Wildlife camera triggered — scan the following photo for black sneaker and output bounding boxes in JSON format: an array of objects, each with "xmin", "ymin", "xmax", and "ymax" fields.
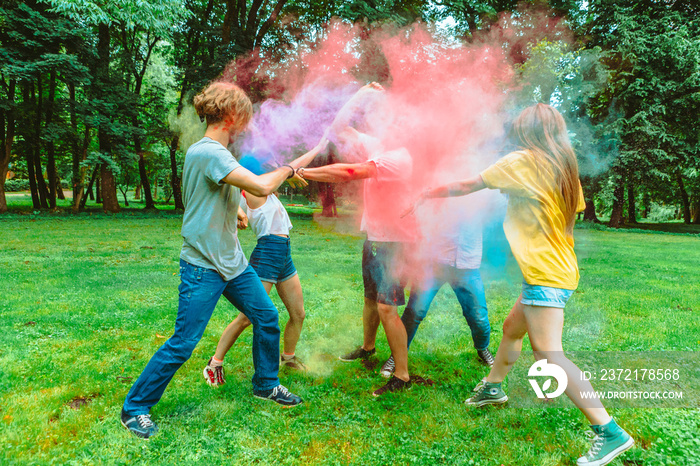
[
  {"xmin": 372, "ymin": 376, "xmax": 411, "ymax": 397},
  {"xmin": 120, "ymin": 409, "xmax": 158, "ymax": 439},
  {"xmin": 477, "ymin": 348, "xmax": 495, "ymax": 367},
  {"xmin": 339, "ymin": 346, "xmax": 375, "ymax": 362},
  {"xmin": 253, "ymin": 385, "xmax": 303, "ymax": 407}
]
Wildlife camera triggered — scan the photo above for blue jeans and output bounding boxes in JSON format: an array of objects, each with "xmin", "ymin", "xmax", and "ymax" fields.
[
  {"xmin": 402, "ymin": 265, "xmax": 490, "ymax": 350},
  {"xmin": 123, "ymin": 260, "xmax": 280, "ymax": 415}
]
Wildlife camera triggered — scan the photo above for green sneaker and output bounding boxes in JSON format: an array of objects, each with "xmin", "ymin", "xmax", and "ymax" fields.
[
  {"xmin": 577, "ymin": 419, "xmax": 634, "ymax": 466},
  {"xmin": 465, "ymin": 381, "xmax": 508, "ymax": 407}
]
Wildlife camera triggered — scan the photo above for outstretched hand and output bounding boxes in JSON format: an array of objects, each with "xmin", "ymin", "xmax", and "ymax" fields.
[
  {"xmin": 287, "ymin": 172, "xmax": 308, "ymax": 189},
  {"xmin": 401, "ymin": 191, "xmax": 428, "ymax": 218}
]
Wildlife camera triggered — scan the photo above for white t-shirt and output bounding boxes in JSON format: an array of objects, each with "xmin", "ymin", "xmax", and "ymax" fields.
[
  {"xmin": 420, "ymin": 197, "xmax": 483, "ymax": 269},
  {"xmin": 241, "ymin": 193, "xmax": 293, "ymax": 240},
  {"xmin": 360, "ymin": 148, "xmax": 417, "ymax": 243}
]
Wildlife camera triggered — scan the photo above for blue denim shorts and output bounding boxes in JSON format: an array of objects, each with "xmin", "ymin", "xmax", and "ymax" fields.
[
  {"xmin": 249, "ymin": 235, "xmax": 297, "ymax": 284},
  {"xmin": 520, "ymin": 283, "xmax": 574, "ymax": 308}
]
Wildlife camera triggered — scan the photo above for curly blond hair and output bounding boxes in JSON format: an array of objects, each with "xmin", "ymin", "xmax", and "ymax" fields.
[{"xmin": 193, "ymin": 81, "xmax": 253, "ymax": 130}]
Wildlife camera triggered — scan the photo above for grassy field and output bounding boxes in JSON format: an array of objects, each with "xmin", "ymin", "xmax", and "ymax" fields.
[{"xmin": 0, "ymin": 209, "xmax": 698, "ymax": 465}]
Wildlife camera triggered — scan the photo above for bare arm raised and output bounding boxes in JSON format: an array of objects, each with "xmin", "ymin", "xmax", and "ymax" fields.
[{"xmin": 222, "ymin": 138, "xmax": 328, "ymax": 196}]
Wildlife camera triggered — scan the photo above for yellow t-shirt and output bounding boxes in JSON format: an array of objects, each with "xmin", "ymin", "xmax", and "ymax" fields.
[{"xmin": 480, "ymin": 150, "xmax": 586, "ymax": 290}]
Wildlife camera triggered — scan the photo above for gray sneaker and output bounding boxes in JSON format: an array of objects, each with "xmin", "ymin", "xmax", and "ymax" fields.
[
  {"xmin": 379, "ymin": 356, "xmax": 395, "ymax": 378},
  {"xmin": 465, "ymin": 381, "xmax": 508, "ymax": 407},
  {"xmin": 121, "ymin": 409, "xmax": 158, "ymax": 439},
  {"xmin": 577, "ymin": 420, "xmax": 634, "ymax": 466}
]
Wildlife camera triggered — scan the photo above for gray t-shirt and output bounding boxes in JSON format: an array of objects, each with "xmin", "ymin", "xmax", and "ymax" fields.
[{"xmin": 180, "ymin": 137, "xmax": 248, "ymax": 280}]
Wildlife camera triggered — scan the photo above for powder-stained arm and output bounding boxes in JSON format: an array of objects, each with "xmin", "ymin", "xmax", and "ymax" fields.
[
  {"xmin": 423, "ymin": 176, "xmax": 486, "ymax": 199},
  {"xmin": 300, "ymin": 161, "xmax": 377, "ymax": 183},
  {"xmin": 401, "ymin": 175, "xmax": 486, "ymax": 218}
]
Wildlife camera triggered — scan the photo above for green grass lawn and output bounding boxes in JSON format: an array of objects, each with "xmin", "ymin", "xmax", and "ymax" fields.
[{"xmin": 0, "ymin": 211, "xmax": 698, "ymax": 465}]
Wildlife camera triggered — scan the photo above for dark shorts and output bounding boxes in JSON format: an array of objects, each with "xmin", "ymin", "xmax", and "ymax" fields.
[
  {"xmin": 362, "ymin": 240, "xmax": 406, "ymax": 306},
  {"xmin": 249, "ymin": 235, "xmax": 297, "ymax": 284}
]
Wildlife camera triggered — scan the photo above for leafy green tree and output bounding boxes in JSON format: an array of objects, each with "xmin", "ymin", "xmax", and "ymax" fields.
[{"xmin": 581, "ymin": 0, "xmax": 700, "ymax": 226}]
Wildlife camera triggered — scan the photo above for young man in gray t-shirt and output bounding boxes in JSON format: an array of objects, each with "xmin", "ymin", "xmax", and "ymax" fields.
[{"xmin": 121, "ymin": 81, "xmax": 324, "ymax": 439}]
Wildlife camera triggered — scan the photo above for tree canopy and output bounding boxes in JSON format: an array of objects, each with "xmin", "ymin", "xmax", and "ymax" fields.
[{"xmin": 0, "ymin": 0, "xmax": 697, "ymax": 225}]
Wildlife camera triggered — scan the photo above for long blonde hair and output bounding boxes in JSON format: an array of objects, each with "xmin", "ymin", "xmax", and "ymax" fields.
[{"xmin": 512, "ymin": 103, "xmax": 580, "ymax": 233}]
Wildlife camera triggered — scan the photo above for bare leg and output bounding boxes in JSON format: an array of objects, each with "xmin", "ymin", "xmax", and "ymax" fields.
[
  {"xmin": 362, "ymin": 297, "xmax": 380, "ymax": 351},
  {"xmin": 522, "ymin": 304, "xmax": 611, "ymax": 426},
  {"xmin": 486, "ymin": 296, "xmax": 528, "ymax": 383},
  {"xmin": 377, "ymin": 303, "xmax": 409, "ymax": 381},
  {"xmin": 214, "ymin": 281, "xmax": 274, "ymax": 360},
  {"xmin": 276, "ymin": 275, "xmax": 305, "ymax": 355}
]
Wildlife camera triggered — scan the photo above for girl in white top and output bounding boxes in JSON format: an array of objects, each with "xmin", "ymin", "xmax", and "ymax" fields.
[{"xmin": 203, "ymin": 141, "xmax": 327, "ymax": 383}]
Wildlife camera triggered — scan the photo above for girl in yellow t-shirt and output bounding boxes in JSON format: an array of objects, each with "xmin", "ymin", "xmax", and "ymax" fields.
[{"xmin": 408, "ymin": 104, "xmax": 633, "ymax": 466}]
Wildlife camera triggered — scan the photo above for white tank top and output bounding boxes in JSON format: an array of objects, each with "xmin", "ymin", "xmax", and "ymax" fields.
[{"xmin": 242, "ymin": 194, "xmax": 293, "ymax": 240}]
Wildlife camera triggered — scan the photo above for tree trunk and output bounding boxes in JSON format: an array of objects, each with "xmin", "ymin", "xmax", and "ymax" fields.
[
  {"xmin": 168, "ymin": 136, "xmax": 185, "ymax": 210},
  {"xmin": 692, "ymin": 198, "xmax": 700, "ymax": 224},
  {"xmin": 97, "ymin": 22, "xmax": 120, "ymax": 213},
  {"xmin": 46, "ymin": 71, "xmax": 58, "ymax": 209},
  {"xmin": 0, "ymin": 79, "xmax": 16, "ymax": 213},
  {"xmin": 21, "ymin": 83, "xmax": 40, "ymax": 208},
  {"xmin": 32, "ymin": 78, "xmax": 50, "ymax": 208},
  {"xmin": 134, "ymin": 184, "xmax": 141, "ymax": 200},
  {"xmin": 642, "ymin": 192, "xmax": 650, "ymax": 218},
  {"xmin": 96, "ymin": 170, "xmax": 103, "ymax": 204},
  {"xmin": 583, "ymin": 197, "xmax": 599, "ymax": 223},
  {"xmin": 608, "ymin": 176, "xmax": 625, "ymax": 228},
  {"xmin": 73, "ymin": 125, "xmax": 90, "ymax": 212},
  {"xmin": 676, "ymin": 172, "xmax": 691, "ymax": 224},
  {"xmin": 81, "ymin": 165, "xmax": 99, "ymax": 209},
  {"xmin": 137, "ymin": 151, "xmax": 155, "ymax": 209},
  {"xmin": 319, "ymin": 182, "xmax": 337, "ymax": 217},
  {"xmin": 626, "ymin": 181, "xmax": 636, "ymax": 224},
  {"xmin": 56, "ymin": 176, "xmax": 66, "ymax": 200}
]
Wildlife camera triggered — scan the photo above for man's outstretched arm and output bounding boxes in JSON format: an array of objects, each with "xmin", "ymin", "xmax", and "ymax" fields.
[{"xmin": 300, "ymin": 162, "xmax": 377, "ymax": 183}]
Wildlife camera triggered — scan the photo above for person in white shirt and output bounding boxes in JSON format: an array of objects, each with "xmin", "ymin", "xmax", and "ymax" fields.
[
  {"xmin": 378, "ymin": 197, "xmax": 494, "ymax": 378},
  {"xmin": 203, "ymin": 140, "xmax": 327, "ymax": 386}
]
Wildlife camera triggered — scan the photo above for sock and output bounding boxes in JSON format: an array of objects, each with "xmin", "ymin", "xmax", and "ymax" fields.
[
  {"xmin": 282, "ymin": 353, "xmax": 295, "ymax": 361},
  {"xmin": 210, "ymin": 356, "xmax": 223, "ymax": 367}
]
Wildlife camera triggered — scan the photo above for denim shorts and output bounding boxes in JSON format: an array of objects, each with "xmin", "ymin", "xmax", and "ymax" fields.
[
  {"xmin": 520, "ymin": 283, "xmax": 574, "ymax": 308},
  {"xmin": 362, "ymin": 240, "xmax": 406, "ymax": 306},
  {"xmin": 249, "ymin": 235, "xmax": 297, "ymax": 284}
]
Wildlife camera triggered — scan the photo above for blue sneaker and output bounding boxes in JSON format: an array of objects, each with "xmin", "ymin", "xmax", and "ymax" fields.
[
  {"xmin": 253, "ymin": 385, "xmax": 303, "ymax": 407},
  {"xmin": 577, "ymin": 419, "xmax": 634, "ymax": 466},
  {"xmin": 120, "ymin": 409, "xmax": 158, "ymax": 439}
]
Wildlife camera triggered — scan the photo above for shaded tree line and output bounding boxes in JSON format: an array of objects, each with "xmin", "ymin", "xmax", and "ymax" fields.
[{"xmin": 1, "ymin": 0, "xmax": 698, "ymax": 226}]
